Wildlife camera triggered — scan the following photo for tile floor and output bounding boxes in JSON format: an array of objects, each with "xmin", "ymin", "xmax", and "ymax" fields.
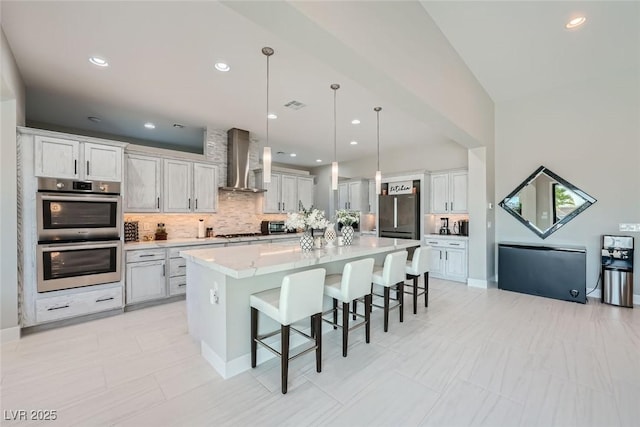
[{"xmin": 1, "ymin": 279, "xmax": 639, "ymax": 426}]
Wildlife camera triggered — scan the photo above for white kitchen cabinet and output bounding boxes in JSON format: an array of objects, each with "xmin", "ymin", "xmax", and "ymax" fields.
[
  {"xmin": 424, "ymin": 236, "xmax": 468, "ymax": 283},
  {"xmin": 35, "ymin": 136, "xmax": 122, "ymax": 181},
  {"xmin": 338, "ymin": 179, "xmax": 368, "ymax": 212},
  {"xmin": 83, "ymin": 143, "xmax": 122, "ymax": 181},
  {"xmin": 297, "ymin": 176, "xmax": 314, "ymax": 210},
  {"xmin": 255, "ymin": 171, "xmax": 314, "ymax": 213},
  {"xmin": 193, "ymin": 163, "xmax": 217, "ymax": 212},
  {"xmin": 368, "ymin": 179, "xmax": 377, "ymax": 213},
  {"xmin": 125, "ymin": 248, "xmax": 167, "ymax": 304},
  {"xmin": 430, "ymin": 170, "xmax": 468, "ymax": 214},
  {"xmin": 35, "ymin": 285, "xmax": 122, "ymax": 324},
  {"xmin": 125, "ymin": 154, "xmax": 162, "ymax": 212},
  {"xmin": 163, "ymin": 159, "xmax": 192, "ymax": 212}
]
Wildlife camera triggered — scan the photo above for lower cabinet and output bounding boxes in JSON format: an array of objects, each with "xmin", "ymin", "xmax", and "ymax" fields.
[
  {"xmin": 125, "ymin": 249, "xmax": 167, "ymax": 304},
  {"xmin": 425, "ymin": 237, "xmax": 468, "ymax": 283},
  {"xmin": 35, "ymin": 285, "xmax": 123, "ymax": 323}
]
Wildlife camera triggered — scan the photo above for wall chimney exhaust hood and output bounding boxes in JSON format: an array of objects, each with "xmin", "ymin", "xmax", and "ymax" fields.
[{"xmin": 219, "ymin": 128, "xmax": 266, "ymax": 193}]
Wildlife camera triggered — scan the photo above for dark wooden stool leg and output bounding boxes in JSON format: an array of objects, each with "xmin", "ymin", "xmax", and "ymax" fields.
[
  {"xmin": 413, "ymin": 276, "xmax": 418, "ymax": 314},
  {"xmin": 424, "ymin": 272, "xmax": 429, "ymax": 307},
  {"xmin": 281, "ymin": 324, "xmax": 290, "ymax": 394},
  {"xmin": 384, "ymin": 287, "xmax": 390, "ymax": 332},
  {"xmin": 332, "ymin": 298, "xmax": 338, "ymax": 329},
  {"xmin": 251, "ymin": 307, "xmax": 258, "ymax": 368},
  {"xmin": 342, "ymin": 301, "xmax": 349, "ymax": 357},
  {"xmin": 310, "ymin": 317, "xmax": 315, "ymax": 339},
  {"xmin": 315, "ymin": 314, "xmax": 322, "ymax": 372},
  {"xmin": 399, "ymin": 282, "xmax": 404, "ymax": 323},
  {"xmin": 365, "ymin": 294, "xmax": 371, "ymax": 343},
  {"xmin": 352, "ymin": 300, "xmax": 357, "ymax": 320}
]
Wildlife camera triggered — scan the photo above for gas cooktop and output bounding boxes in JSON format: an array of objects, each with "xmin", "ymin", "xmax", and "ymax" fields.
[{"xmin": 215, "ymin": 233, "xmax": 263, "ymax": 238}]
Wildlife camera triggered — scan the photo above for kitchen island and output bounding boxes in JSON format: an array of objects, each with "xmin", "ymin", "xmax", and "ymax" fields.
[{"xmin": 181, "ymin": 236, "xmax": 421, "ymax": 378}]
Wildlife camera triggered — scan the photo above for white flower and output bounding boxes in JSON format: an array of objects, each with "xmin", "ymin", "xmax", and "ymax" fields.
[
  {"xmin": 285, "ymin": 204, "xmax": 329, "ymax": 231},
  {"xmin": 336, "ymin": 209, "xmax": 360, "ymax": 226}
]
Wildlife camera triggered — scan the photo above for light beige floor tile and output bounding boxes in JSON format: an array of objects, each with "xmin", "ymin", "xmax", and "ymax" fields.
[
  {"xmin": 153, "ymin": 354, "xmax": 223, "ymax": 400},
  {"xmin": 613, "ymin": 379, "xmax": 640, "ymax": 427},
  {"xmin": 326, "ymin": 370, "xmax": 440, "ymax": 427},
  {"xmin": 422, "ymin": 378, "xmax": 523, "ymax": 427}
]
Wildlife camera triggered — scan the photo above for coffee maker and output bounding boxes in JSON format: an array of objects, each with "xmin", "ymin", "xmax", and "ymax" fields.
[{"xmin": 439, "ymin": 218, "xmax": 450, "ymax": 235}]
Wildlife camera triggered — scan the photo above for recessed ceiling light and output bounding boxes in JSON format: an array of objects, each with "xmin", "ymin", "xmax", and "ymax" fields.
[
  {"xmin": 89, "ymin": 56, "xmax": 109, "ymax": 67},
  {"xmin": 267, "ymin": 113, "xmax": 278, "ymax": 119},
  {"xmin": 290, "ymin": 153, "xmax": 297, "ymax": 157},
  {"xmin": 316, "ymin": 159, "xmax": 322, "ymax": 163},
  {"xmin": 565, "ymin": 16, "xmax": 586, "ymax": 29},
  {"xmin": 350, "ymin": 140, "xmax": 358, "ymax": 145},
  {"xmin": 214, "ymin": 62, "xmax": 230, "ymax": 72},
  {"xmin": 144, "ymin": 122, "xmax": 156, "ymax": 129},
  {"xmin": 351, "ymin": 119, "xmax": 360, "ymax": 124},
  {"xmin": 87, "ymin": 116, "xmax": 101, "ymax": 123}
]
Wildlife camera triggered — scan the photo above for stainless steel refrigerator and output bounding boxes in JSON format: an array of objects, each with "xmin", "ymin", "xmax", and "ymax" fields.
[{"xmin": 379, "ymin": 194, "xmax": 419, "ymax": 239}]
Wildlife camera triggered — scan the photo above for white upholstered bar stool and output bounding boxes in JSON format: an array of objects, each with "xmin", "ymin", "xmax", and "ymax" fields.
[
  {"xmin": 405, "ymin": 246, "xmax": 431, "ymax": 314},
  {"xmin": 250, "ymin": 268, "xmax": 326, "ymax": 394},
  {"xmin": 323, "ymin": 258, "xmax": 375, "ymax": 357},
  {"xmin": 371, "ymin": 251, "xmax": 408, "ymax": 332}
]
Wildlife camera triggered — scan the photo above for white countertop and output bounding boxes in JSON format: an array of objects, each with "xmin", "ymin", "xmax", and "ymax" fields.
[
  {"xmin": 124, "ymin": 233, "xmax": 300, "ymax": 250},
  {"xmin": 424, "ymin": 234, "xmax": 469, "ymax": 241},
  {"xmin": 181, "ymin": 236, "xmax": 421, "ymax": 279}
]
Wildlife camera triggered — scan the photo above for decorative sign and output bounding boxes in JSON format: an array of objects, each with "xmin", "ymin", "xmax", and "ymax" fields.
[{"xmin": 388, "ymin": 180, "xmax": 413, "ymax": 195}]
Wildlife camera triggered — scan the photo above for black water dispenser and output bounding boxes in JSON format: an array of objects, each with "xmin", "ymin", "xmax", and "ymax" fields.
[{"xmin": 601, "ymin": 235, "xmax": 634, "ymax": 307}]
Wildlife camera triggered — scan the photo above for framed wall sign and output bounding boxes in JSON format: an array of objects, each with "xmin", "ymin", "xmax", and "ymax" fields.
[{"xmin": 388, "ymin": 180, "xmax": 413, "ymax": 195}]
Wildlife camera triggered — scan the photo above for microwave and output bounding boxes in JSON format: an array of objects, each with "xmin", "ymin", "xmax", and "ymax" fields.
[{"xmin": 261, "ymin": 220, "xmax": 286, "ymax": 235}]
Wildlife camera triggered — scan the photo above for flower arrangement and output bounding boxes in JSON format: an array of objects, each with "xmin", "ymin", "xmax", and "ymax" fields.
[
  {"xmin": 335, "ymin": 209, "xmax": 360, "ymax": 226},
  {"xmin": 285, "ymin": 202, "xmax": 329, "ymax": 232}
]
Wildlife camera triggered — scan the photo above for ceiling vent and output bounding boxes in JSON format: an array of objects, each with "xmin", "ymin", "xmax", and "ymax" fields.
[{"xmin": 284, "ymin": 100, "xmax": 306, "ymax": 110}]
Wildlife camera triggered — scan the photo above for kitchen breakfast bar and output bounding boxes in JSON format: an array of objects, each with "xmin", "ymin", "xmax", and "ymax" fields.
[{"xmin": 180, "ymin": 236, "xmax": 421, "ymax": 379}]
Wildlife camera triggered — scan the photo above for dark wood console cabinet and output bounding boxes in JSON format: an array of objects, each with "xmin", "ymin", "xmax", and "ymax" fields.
[{"xmin": 498, "ymin": 243, "xmax": 587, "ymax": 304}]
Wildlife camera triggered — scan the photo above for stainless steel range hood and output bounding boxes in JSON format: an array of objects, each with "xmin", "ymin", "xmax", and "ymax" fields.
[{"xmin": 219, "ymin": 128, "xmax": 266, "ymax": 193}]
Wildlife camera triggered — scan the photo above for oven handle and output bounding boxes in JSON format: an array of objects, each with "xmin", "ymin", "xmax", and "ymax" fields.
[
  {"xmin": 39, "ymin": 194, "xmax": 121, "ymax": 203},
  {"xmin": 38, "ymin": 241, "xmax": 122, "ymax": 252}
]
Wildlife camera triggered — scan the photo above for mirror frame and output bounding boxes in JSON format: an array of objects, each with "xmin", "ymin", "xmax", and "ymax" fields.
[{"xmin": 499, "ymin": 165, "xmax": 597, "ymax": 239}]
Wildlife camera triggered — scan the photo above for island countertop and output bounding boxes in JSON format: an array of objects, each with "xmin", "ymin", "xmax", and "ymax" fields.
[{"xmin": 180, "ymin": 236, "xmax": 421, "ymax": 279}]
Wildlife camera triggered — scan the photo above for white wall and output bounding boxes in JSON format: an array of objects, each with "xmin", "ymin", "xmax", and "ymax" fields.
[
  {"xmin": 1, "ymin": 27, "xmax": 26, "ymax": 339},
  {"xmin": 495, "ymin": 72, "xmax": 640, "ymax": 296}
]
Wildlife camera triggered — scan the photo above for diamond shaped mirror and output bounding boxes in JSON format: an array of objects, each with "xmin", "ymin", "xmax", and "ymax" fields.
[{"xmin": 499, "ymin": 166, "xmax": 597, "ymax": 239}]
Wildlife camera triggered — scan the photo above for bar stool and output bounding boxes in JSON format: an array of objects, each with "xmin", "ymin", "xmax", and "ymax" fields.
[
  {"xmin": 371, "ymin": 251, "xmax": 408, "ymax": 332},
  {"xmin": 250, "ymin": 268, "xmax": 326, "ymax": 394},
  {"xmin": 405, "ymin": 246, "xmax": 431, "ymax": 314},
  {"xmin": 323, "ymin": 258, "xmax": 375, "ymax": 357}
]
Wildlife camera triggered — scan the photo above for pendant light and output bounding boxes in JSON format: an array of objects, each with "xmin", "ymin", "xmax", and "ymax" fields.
[
  {"xmin": 331, "ymin": 83, "xmax": 340, "ymax": 191},
  {"xmin": 262, "ymin": 47, "xmax": 274, "ymax": 184},
  {"xmin": 374, "ymin": 106, "xmax": 382, "ymax": 194}
]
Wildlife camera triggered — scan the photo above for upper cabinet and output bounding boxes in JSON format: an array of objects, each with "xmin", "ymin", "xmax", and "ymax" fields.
[
  {"xmin": 255, "ymin": 170, "xmax": 314, "ymax": 213},
  {"xmin": 35, "ymin": 136, "xmax": 122, "ymax": 181},
  {"xmin": 338, "ymin": 179, "xmax": 368, "ymax": 212},
  {"xmin": 124, "ymin": 154, "xmax": 217, "ymax": 213},
  {"xmin": 430, "ymin": 170, "xmax": 468, "ymax": 214},
  {"xmin": 125, "ymin": 154, "xmax": 162, "ymax": 212}
]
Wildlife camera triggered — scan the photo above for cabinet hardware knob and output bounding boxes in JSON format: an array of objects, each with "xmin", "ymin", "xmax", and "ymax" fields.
[
  {"xmin": 178, "ymin": 283, "xmax": 186, "ymax": 287},
  {"xmin": 47, "ymin": 305, "xmax": 69, "ymax": 311},
  {"xmin": 86, "ymin": 161, "xmax": 90, "ymax": 176},
  {"xmin": 74, "ymin": 160, "xmax": 77, "ymax": 175},
  {"xmin": 157, "ymin": 197, "xmax": 160, "ymax": 209},
  {"xmin": 96, "ymin": 297, "xmax": 114, "ymax": 303}
]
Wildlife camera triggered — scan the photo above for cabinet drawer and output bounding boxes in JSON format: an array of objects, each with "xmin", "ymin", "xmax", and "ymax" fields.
[
  {"xmin": 126, "ymin": 249, "xmax": 166, "ymax": 263},
  {"xmin": 444, "ymin": 240, "xmax": 466, "ymax": 249},
  {"xmin": 36, "ymin": 286, "xmax": 123, "ymax": 323},
  {"xmin": 169, "ymin": 257, "xmax": 187, "ymax": 277},
  {"xmin": 424, "ymin": 238, "xmax": 467, "ymax": 249},
  {"xmin": 169, "ymin": 276, "xmax": 187, "ymax": 295}
]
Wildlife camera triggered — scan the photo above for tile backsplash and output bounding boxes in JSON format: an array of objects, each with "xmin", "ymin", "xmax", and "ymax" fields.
[{"xmin": 125, "ymin": 191, "xmax": 285, "ymax": 239}]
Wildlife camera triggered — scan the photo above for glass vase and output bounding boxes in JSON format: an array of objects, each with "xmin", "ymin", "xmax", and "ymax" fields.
[{"xmin": 324, "ymin": 224, "xmax": 337, "ymax": 247}]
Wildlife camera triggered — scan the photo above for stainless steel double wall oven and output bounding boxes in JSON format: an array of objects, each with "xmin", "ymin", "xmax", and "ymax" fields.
[{"xmin": 36, "ymin": 178, "xmax": 122, "ymax": 292}]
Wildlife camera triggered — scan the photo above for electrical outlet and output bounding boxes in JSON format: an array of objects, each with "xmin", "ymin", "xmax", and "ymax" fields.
[{"xmin": 209, "ymin": 288, "xmax": 219, "ymax": 304}]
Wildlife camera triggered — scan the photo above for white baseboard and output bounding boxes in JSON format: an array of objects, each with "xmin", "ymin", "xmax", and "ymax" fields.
[
  {"xmin": 467, "ymin": 278, "xmax": 489, "ymax": 289},
  {"xmin": 0, "ymin": 326, "xmax": 20, "ymax": 343}
]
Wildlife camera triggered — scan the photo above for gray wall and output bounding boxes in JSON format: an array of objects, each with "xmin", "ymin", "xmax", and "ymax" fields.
[
  {"xmin": 495, "ymin": 72, "xmax": 640, "ymax": 295},
  {"xmin": 1, "ymin": 27, "xmax": 26, "ymax": 337}
]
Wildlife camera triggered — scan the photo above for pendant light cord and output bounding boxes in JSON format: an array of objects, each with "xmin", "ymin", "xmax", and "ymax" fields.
[
  {"xmin": 333, "ymin": 86, "xmax": 337, "ymax": 162},
  {"xmin": 376, "ymin": 108, "xmax": 380, "ymax": 171},
  {"xmin": 266, "ymin": 54, "xmax": 270, "ymax": 147}
]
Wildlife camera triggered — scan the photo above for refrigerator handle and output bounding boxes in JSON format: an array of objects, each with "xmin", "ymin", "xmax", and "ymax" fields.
[{"xmin": 393, "ymin": 197, "xmax": 398, "ymax": 228}]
